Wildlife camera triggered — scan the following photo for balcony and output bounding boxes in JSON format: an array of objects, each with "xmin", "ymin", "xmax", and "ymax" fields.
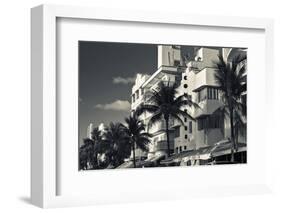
[
  {"xmin": 131, "ymin": 95, "xmax": 145, "ymax": 110},
  {"xmin": 193, "ymin": 68, "xmax": 218, "ymax": 92},
  {"xmin": 194, "ymin": 99, "xmax": 223, "ymax": 118}
]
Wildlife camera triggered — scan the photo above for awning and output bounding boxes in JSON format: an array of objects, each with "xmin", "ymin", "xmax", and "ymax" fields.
[
  {"xmin": 160, "ymin": 150, "xmax": 193, "ymax": 165},
  {"xmin": 143, "ymin": 154, "xmax": 166, "ymax": 166},
  {"xmin": 116, "ymin": 161, "xmax": 133, "ymax": 169},
  {"xmin": 211, "ymin": 142, "xmax": 246, "ymax": 158},
  {"xmin": 181, "ymin": 146, "xmax": 213, "ymax": 162},
  {"xmin": 117, "ymin": 160, "xmax": 149, "ymax": 169},
  {"xmin": 176, "ymin": 140, "xmax": 246, "ymax": 163}
]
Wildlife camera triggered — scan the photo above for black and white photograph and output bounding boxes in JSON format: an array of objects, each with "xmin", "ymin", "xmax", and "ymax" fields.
[{"xmin": 78, "ymin": 42, "xmax": 247, "ymax": 170}]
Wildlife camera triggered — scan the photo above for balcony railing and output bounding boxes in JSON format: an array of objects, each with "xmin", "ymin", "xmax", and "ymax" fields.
[{"xmin": 193, "ymin": 68, "xmax": 218, "ymax": 92}]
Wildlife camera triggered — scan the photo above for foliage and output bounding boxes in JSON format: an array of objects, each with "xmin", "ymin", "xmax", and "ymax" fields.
[
  {"xmin": 137, "ymin": 81, "xmax": 198, "ymax": 157},
  {"xmin": 103, "ymin": 122, "xmax": 131, "ymax": 168},
  {"xmin": 123, "ymin": 112, "xmax": 152, "ymax": 167},
  {"xmin": 213, "ymin": 53, "xmax": 247, "ymax": 160}
]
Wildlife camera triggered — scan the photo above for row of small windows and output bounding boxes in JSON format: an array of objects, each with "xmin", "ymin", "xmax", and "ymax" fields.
[
  {"xmin": 197, "ymin": 87, "xmax": 220, "ymax": 102},
  {"xmin": 175, "ymin": 146, "xmax": 188, "ymax": 153},
  {"xmin": 132, "ymin": 88, "xmax": 144, "ymax": 103},
  {"xmin": 183, "ymin": 76, "xmax": 187, "ymax": 90}
]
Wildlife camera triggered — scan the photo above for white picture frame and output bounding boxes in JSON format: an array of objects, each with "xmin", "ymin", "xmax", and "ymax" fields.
[{"xmin": 31, "ymin": 4, "xmax": 274, "ymax": 208}]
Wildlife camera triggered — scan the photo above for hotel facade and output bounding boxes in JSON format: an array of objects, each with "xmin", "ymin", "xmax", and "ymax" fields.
[{"xmin": 131, "ymin": 45, "xmax": 247, "ymax": 162}]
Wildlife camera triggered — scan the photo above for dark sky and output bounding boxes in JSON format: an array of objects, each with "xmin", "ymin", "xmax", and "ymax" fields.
[
  {"xmin": 78, "ymin": 41, "xmax": 194, "ymax": 144},
  {"xmin": 79, "ymin": 41, "xmax": 157, "ymax": 143}
]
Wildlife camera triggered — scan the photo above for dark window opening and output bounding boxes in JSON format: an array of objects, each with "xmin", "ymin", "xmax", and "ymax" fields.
[
  {"xmin": 197, "ymin": 87, "xmax": 220, "ymax": 102},
  {"xmin": 189, "ymin": 121, "xmax": 192, "ymax": 133},
  {"xmin": 197, "ymin": 115, "xmax": 224, "ymax": 131},
  {"xmin": 174, "ymin": 126, "xmax": 180, "ymax": 138}
]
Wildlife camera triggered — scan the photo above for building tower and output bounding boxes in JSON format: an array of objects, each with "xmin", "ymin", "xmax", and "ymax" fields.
[{"xmin": 87, "ymin": 123, "xmax": 94, "ymax": 140}]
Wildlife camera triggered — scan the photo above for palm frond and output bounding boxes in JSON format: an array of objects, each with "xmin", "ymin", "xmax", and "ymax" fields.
[{"xmin": 147, "ymin": 111, "xmax": 163, "ymax": 130}]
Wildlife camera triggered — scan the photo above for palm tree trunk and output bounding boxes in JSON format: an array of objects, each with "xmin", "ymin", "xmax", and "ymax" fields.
[
  {"xmin": 235, "ymin": 127, "xmax": 239, "ymax": 153},
  {"xmin": 230, "ymin": 108, "xmax": 235, "ymax": 162},
  {"xmin": 165, "ymin": 119, "xmax": 171, "ymax": 157},
  {"xmin": 132, "ymin": 142, "xmax": 136, "ymax": 168}
]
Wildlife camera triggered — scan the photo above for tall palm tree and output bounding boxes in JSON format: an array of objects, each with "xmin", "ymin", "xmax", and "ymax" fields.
[
  {"xmin": 123, "ymin": 112, "xmax": 152, "ymax": 168},
  {"xmin": 214, "ymin": 53, "xmax": 247, "ymax": 162},
  {"xmin": 103, "ymin": 122, "xmax": 131, "ymax": 168},
  {"xmin": 137, "ymin": 81, "xmax": 197, "ymax": 157}
]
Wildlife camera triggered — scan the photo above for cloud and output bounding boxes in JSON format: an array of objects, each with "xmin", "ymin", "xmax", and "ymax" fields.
[
  {"xmin": 112, "ymin": 76, "xmax": 136, "ymax": 84},
  {"xmin": 95, "ymin": 100, "xmax": 131, "ymax": 111}
]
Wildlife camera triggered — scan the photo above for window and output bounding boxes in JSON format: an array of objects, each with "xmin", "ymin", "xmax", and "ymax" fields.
[
  {"xmin": 184, "ymin": 109, "xmax": 187, "ymax": 113},
  {"xmin": 197, "ymin": 87, "xmax": 220, "ymax": 102},
  {"xmin": 179, "ymin": 146, "xmax": 182, "ymax": 152},
  {"xmin": 132, "ymin": 94, "xmax": 135, "ymax": 103},
  {"xmin": 141, "ymin": 88, "xmax": 144, "ymax": 95},
  {"xmin": 174, "ymin": 126, "xmax": 180, "ymax": 138},
  {"xmin": 208, "ymin": 87, "xmax": 212, "ymax": 99},
  {"xmin": 197, "ymin": 115, "xmax": 223, "ymax": 131},
  {"xmin": 184, "ymin": 146, "xmax": 187, "ymax": 150},
  {"xmin": 184, "ymin": 117, "xmax": 187, "ymax": 122},
  {"xmin": 207, "ymin": 87, "xmax": 219, "ymax": 100},
  {"xmin": 168, "ymin": 52, "xmax": 171, "ymax": 65},
  {"xmin": 184, "ymin": 75, "xmax": 187, "ymax": 80},
  {"xmin": 176, "ymin": 147, "xmax": 179, "ymax": 153},
  {"xmin": 174, "ymin": 60, "xmax": 180, "ymax": 66},
  {"xmin": 185, "ymin": 135, "xmax": 188, "ymax": 139},
  {"xmin": 184, "ymin": 84, "xmax": 188, "ymax": 88},
  {"xmin": 189, "ymin": 121, "xmax": 192, "ymax": 133},
  {"xmin": 184, "ymin": 126, "xmax": 188, "ymax": 131}
]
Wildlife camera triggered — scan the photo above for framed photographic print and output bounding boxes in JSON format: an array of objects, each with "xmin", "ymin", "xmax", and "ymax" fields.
[{"xmin": 31, "ymin": 4, "xmax": 274, "ymax": 208}]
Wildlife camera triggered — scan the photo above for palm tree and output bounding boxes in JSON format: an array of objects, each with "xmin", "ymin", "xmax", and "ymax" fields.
[
  {"xmin": 233, "ymin": 110, "xmax": 247, "ymax": 150},
  {"xmin": 137, "ymin": 81, "xmax": 197, "ymax": 157},
  {"xmin": 103, "ymin": 122, "xmax": 131, "ymax": 168},
  {"xmin": 124, "ymin": 112, "xmax": 152, "ymax": 168},
  {"xmin": 79, "ymin": 138, "xmax": 95, "ymax": 170},
  {"xmin": 90, "ymin": 127, "xmax": 103, "ymax": 169},
  {"xmin": 214, "ymin": 53, "xmax": 247, "ymax": 162}
]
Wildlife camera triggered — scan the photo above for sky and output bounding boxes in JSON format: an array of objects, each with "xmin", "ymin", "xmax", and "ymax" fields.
[
  {"xmin": 78, "ymin": 41, "xmax": 195, "ymax": 144},
  {"xmin": 79, "ymin": 41, "xmax": 157, "ymax": 144}
]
